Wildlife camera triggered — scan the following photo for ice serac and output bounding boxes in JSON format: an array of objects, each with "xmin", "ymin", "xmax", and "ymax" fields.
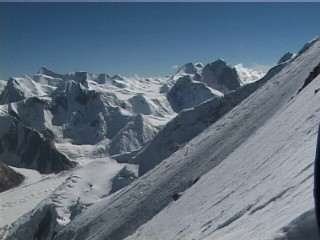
[
  {"xmin": 167, "ymin": 75, "xmax": 222, "ymax": 112},
  {"xmin": 52, "ymin": 37, "xmax": 320, "ymax": 240},
  {"xmin": 200, "ymin": 59, "xmax": 242, "ymax": 93}
]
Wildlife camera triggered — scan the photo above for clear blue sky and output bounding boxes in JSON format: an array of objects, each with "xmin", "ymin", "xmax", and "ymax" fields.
[{"xmin": 1, "ymin": 2, "xmax": 320, "ymax": 80}]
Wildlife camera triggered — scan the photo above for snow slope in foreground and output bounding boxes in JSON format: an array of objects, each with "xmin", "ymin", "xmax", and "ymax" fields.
[
  {"xmin": 50, "ymin": 38, "xmax": 320, "ymax": 240},
  {"xmin": 125, "ymin": 78, "xmax": 320, "ymax": 240}
]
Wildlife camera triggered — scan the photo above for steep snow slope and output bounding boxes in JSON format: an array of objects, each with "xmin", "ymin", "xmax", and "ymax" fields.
[
  {"xmin": 119, "ymin": 58, "xmax": 292, "ymax": 177},
  {"xmin": 49, "ymin": 36, "xmax": 320, "ymax": 240},
  {"xmin": 0, "ymin": 76, "xmax": 55, "ymax": 104},
  {"xmin": 1, "ymin": 37, "xmax": 315, "ymax": 239},
  {"xmin": 0, "ymin": 162, "xmax": 24, "ymax": 192},
  {"xmin": 0, "ymin": 59, "xmax": 246, "ymax": 228},
  {"xmin": 0, "ymin": 56, "xmax": 289, "ymax": 236},
  {"xmin": 125, "ymin": 78, "xmax": 320, "ymax": 240},
  {"xmin": 0, "ymin": 57, "xmax": 253, "ymax": 170}
]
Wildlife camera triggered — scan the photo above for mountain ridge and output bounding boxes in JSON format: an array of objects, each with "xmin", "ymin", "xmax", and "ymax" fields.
[{"xmin": 1, "ymin": 36, "xmax": 319, "ymax": 240}]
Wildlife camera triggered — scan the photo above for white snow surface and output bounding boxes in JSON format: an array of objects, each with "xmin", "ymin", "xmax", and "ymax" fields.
[
  {"xmin": 1, "ymin": 36, "xmax": 320, "ymax": 240},
  {"xmin": 49, "ymin": 36, "xmax": 320, "ymax": 240},
  {"xmin": 234, "ymin": 63, "xmax": 266, "ymax": 84},
  {"xmin": 125, "ymin": 73, "xmax": 320, "ymax": 240},
  {"xmin": 0, "ymin": 167, "xmax": 68, "ymax": 227},
  {"xmin": 0, "ymin": 57, "xmax": 250, "ymax": 229}
]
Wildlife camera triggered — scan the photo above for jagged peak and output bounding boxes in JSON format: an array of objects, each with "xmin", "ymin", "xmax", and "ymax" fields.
[
  {"xmin": 203, "ymin": 59, "xmax": 235, "ymax": 73},
  {"xmin": 6, "ymin": 76, "xmax": 32, "ymax": 87},
  {"xmin": 37, "ymin": 66, "xmax": 62, "ymax": 78},
  {"xmin": 176, "ymin": 63, "xmax": 199, "ymax": 75},
  {"xmin": 203, "ymin": 58, "xmax": 238, "ymax": 74}
]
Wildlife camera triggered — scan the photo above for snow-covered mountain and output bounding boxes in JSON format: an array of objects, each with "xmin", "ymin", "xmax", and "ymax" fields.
[
  {"xmin": 0, "ymin": 162, "xmax": 24, "ymax": 193},
  {"xmin": 0, "ymin": 57, "xmax": 259, "ymax": 174},
  {"xmin": 0, "ymin": 110, "xmax": 76, "ymax": 173},
  {"xmin": 0, "ymin": 57, "xmax": 256, "ymax": 229},
  {"xmin": 1, "ymin": 36, "xmax": 320, "ymax": 240},
  {"xmin": 234, "ymin": 63, "xmax": 266, "ymax": 84},
  {"xmin": 47, "ymin": 35, "xmax": 319, "ymax": 240},
  {"xmin": 167, "ymin": 75, "xmax": 223, "ymax": 112}
]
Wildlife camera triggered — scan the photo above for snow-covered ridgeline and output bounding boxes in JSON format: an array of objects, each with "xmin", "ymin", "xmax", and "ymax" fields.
[
  {"xmin": 117, "ymin": 55, "xmax": 292, "ymax": 177},
  {"xmin": 48, "ymin": 36, "xmax": 320, "ymax": 240},
  {"xmin": 0, "ymin": 58, "xmax": 265, "ymax": 230},
  {"xmin": 1, "ymin": 35, "xmax": 318, "ymax": 240}
]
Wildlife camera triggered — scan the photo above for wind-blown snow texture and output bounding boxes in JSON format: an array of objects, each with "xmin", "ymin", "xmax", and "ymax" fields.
[
  {"xmin": 49, "ymin": 36, "xmax": 320, "ymax": 240},
  {"xmin": 1, "ymin": 36, "xmax": 320, "ymax": 240},
  {"xmin": 0, "ymin": 56, "xmax": 261, "ymax": 229}
]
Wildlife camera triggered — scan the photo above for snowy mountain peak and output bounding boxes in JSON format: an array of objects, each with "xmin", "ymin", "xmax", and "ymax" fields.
[
  {"xmin": 2, "ymin": 35, "xmax": 320, "ymax": 240},
  {"xmin": 167, "ymin": 75, "xmax": 222, "ymax": 112},
  {"xmin": 234, "ymin": 64, "xmax": 266, "ymax": 84},
  {"xmin": 176, "ymin": 63, "xmax": 200, "ymax": 75},
  {"xmin": 195, "ymin": 62, "xmax": 203, "ymax": 68},
  {"xmin": 37, "ymin": 66, "xmax": 63, "ymax": 79},
  {"xmin": 201, "ymin": 59, "xmax": 241, "ymax": 93}
]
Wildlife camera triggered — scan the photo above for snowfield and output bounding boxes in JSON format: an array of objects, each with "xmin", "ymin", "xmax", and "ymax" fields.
[
  {"xmin": 1, "ymin": 36, "xmax": 320, "ymax": 240},
  {"xmin": 0, "ymin": 167, "xmax": 68, "ymax": 227},
  {"xmin": 53, "ymin": 36, "xmax": 320, "ymax": 240}
]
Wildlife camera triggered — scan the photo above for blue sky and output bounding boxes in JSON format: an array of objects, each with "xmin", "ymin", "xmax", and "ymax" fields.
[{"xmin": 1, "ymin": 2, "xmax": 320, "ymax": 79}]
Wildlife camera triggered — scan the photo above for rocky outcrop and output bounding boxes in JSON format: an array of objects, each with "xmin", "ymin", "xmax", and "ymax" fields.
[
  {"xmin": 167, "ymin": 75, "xmax": 222, "ymax": 112},
  {"xmin": 0, "ymin": 116, "xmax": 76, "ymax": 173},
  {"xmin": 0, "ymin": 161, "xmax": 24, "ymax": 192},
  {"xmin": 200, "ymin": 59, "xmax": 241, "ymax": 93},
  {"xmin": 298, "ymin": 62, "xmax": 320, "ymax": 93}
]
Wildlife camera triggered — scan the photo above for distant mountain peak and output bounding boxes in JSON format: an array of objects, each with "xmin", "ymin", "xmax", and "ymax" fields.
[
  {"xmin": 201, "ymin": 59, "xmax": 241, "ymax": 93},
  {"xmin": 38, "ymin": 66, "xmax": 63, "ymax": 79},
  {"xmin": 195, "ymin": 62, "xmax": 203, "ymax": 68},
  {"xmin": 176, "ymin": 63, "xmax": 200, "ymax": 75}
]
